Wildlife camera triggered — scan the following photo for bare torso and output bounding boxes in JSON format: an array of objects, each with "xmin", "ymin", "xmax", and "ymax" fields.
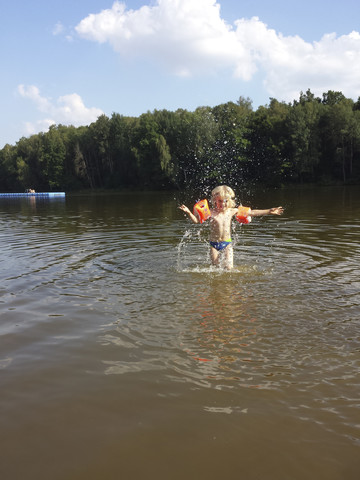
[{"xmin": 209, "ymin": 207, "xmax": 238, "ymax": 241}]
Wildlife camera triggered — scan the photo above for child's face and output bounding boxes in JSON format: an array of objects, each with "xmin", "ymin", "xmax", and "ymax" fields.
[{"xmin": 214, "ymin": 196, "xmax": 229, "ymax": 211}]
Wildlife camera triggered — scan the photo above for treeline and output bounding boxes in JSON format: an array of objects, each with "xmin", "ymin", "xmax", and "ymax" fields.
[{"xmin": 1, "ymin": 89, "xmax": 360, "ymax": 192}]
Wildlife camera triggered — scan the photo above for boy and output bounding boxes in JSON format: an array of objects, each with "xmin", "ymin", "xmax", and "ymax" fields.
[{"xmin": 179, "ymin": 185, "xmax": 284, "ymax": 270}]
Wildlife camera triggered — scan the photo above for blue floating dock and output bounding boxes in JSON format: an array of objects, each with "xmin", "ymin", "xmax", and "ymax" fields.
[{"xmin": 0, "ymin": 192, "xmax": 65, "ymax": 197}]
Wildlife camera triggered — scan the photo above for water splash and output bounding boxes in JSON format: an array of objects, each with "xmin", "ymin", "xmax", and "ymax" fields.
[{"xmin": 175, "ymin": 222, "xmax": 269, "ymax": 275}]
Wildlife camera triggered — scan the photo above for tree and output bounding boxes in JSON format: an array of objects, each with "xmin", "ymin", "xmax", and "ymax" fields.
[
  {"xmin": 0, "ymin": 144, "xmax": 18, "ymax": 190},
  {"xmin": 180, "ymin": 106, "xmax": 218, "ymax": 191},
  {"xmin": 322, "ymin": 90, "xmax": 346, "ymax": 106},
  {"xmin": 209, "ymin": 101, "xmax": 252, "ymax": 187},
  {"xmin": 39, "ymin": 126, "xmax": 66, "ymax": 189},
  {"xmin": 1, "ymin": 89, "xmax": 360, "ymax": 191},
  {"xmin": 108, "ymin": 113, "xmax": 137, "ymax": 187},
  {"xmin": 320, "ymin": 98, "xmax": 358, "ymax": 182},
  {"xmin": 131, "ymin": 112, "xmax": 175, "ymax": 187},
  {"xmin": 15, "ymin": 135, "xmax": 44, "ymax": 190},
  {"xmin": 288, "ymin": 91, "xmax": 324, "ymax": 181},
  {"xmin": 247, "ymin": 99, "xmax": 291, "ymax": 184}
]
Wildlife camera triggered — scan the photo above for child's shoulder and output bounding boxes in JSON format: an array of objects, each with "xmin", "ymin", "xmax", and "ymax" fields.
[{"xmin": 229, "ymin": 207, "xmax": 239, "ymax": 215}]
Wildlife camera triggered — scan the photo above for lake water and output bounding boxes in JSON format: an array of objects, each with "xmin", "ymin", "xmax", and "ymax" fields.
[{"xmin": 0, "ymin": 186, "xmax": 359, "ymax": 480}]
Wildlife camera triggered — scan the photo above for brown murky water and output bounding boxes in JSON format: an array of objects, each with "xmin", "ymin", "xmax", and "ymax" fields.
[{"xmin": 1, "ymin": 186, "xmax": 359, "ymax": 479}]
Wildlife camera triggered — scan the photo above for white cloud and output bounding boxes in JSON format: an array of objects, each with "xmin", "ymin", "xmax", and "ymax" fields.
[
  {"xmin": 75, "ymin": 0, "xmax": 360, "ymax": 102},
  {"xmin": 76, "ymin": 0, "xmax": 254, "ymax": 78},
  {"xmin": 52, "ymin": 21, "xmax": 74, "ymax": 41},
  {"xmin": 18, "ymin": 84, "xmax": 52, "ymax": 112},
  {"xmin": 24, "ymin": 119, "xmax": 57, "ymax": 137},
  {"xmin": 52, "ymin": 22, "xmax": 64, "ymax": 36},
  {"xmin": 18, "ymin": 85, "xmax": 103, "ymax": 135}
]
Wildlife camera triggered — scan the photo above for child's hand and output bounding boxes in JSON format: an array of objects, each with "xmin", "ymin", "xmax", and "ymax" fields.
[
  {"xmin": 270, "ymin": 206, "xmax": 284, "ymax": 215},
  {"xmin": 179, "ymin": 204, "xmax": 190, "ymax": 214}
]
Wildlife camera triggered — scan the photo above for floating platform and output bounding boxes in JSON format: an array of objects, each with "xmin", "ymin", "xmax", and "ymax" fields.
[{"xmin": 0, "ymin": 192, "xmax": 65, "ymax": 197}]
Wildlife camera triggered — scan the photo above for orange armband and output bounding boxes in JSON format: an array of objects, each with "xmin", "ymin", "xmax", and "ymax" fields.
[
  {"xmin": 193, "ymin": 199, "xmax": 211, "ymax": 223},
  {"xmin": 236, "ymin": 206, "xmax": 251, "ymax": 224}
]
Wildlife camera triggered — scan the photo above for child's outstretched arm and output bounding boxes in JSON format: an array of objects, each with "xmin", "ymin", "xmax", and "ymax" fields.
[
  {"xmin": 179, "ymin": 204, "xmax": 200, "ymax": 224},
  {"xmin": 251, "ymin": 206, "xmax": 284, "ymax": 217}
]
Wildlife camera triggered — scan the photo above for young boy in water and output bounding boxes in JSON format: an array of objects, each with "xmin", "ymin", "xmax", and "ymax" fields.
[{"xmin": 179, "ymin": 185, "xmax": 284, "ymax": 270}]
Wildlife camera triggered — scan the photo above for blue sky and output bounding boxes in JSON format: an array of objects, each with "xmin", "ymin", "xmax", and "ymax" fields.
[{"xmin": 2, "ymin": 0, "xmax": 360, "ymax": 148}]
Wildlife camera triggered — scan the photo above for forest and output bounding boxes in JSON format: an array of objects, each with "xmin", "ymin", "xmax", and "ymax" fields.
[{"xmin": 1, "ymin": 89, "xmax": 360, "ymax": 193}]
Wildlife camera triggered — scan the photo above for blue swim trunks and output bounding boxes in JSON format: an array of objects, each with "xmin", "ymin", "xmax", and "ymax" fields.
[{"xmin": 209, "ymin": 239, "xmax": 232, "ymax": 251}]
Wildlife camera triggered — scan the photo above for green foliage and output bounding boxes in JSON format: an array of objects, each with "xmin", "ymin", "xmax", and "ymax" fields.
[
  {"xmin": 246, "ymin": 99, "xmax": 292, "ymax": 185},
  {"xmin": 1, "ymin": 89, "xmax": 360, "ymax": 192},
  {"xmin": 288, "ymin": 92, "xmax": 324, "ymax": 182},
  {"xmin": 39, "ymin": 126, "xmax": 66, "ymax": 189}
]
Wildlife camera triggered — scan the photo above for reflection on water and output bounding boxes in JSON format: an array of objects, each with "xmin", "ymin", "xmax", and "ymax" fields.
[{"xmin": 0, "ymin": 187, "xmax": 360, "ymax": 480}]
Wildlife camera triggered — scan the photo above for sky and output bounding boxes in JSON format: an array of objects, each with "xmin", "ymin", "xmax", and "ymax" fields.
[{"xmin": 2, "ymin": 0, "xmax": 360, "ymax": 148}]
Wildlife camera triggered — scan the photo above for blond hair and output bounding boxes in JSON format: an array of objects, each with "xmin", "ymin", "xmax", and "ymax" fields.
[{"xmin": 211, "ymin": 185, "xmax": 236, "ymax": 208}]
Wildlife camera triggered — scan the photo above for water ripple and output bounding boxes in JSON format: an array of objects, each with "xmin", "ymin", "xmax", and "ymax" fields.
[{"xmin": 1, "ymin": 191, "xmax": 359, "ymax": 452}]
